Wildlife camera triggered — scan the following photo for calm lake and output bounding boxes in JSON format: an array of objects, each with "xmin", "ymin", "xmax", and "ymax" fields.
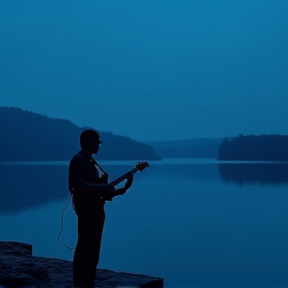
[{"xmin": 0, "ymin": 158, "xmax": 288, "ymax": 288}]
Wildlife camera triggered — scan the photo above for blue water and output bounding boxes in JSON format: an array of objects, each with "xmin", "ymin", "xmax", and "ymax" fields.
[{"xmin": 0, "ymin": 159, "xmax": 287, "ymax": 287}]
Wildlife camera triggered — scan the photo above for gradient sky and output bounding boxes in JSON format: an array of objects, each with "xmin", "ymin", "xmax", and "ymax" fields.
[{"xmin": 0, "ymin": 0, "xmax": 287, "ymax": 141}]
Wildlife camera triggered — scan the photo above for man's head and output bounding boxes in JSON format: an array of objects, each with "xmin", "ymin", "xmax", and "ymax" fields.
[{"xmin": 80, "ymin": 129, "xmax": 102, "ymax": 154}]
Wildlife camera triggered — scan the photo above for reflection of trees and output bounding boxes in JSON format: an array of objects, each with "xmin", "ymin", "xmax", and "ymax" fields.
[
  {"xmin": 218, "ymin": 163, "xmax": 288, "ymax": 186},
  {"xmin": 0, "ymin": 164, "xmax": 133, "ymax": 213},
  {"xmin": 0, "ymin": 164, "xmax": 69, "ymax": 213}
]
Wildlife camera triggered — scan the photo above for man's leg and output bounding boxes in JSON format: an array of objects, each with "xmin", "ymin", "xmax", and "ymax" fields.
[
  {"xmin": 73, "ymin": 215, "xmax": 97, "ymax": 287},
  {"xmin": 73, "ymin": 213, "xmax": 105, "ymax": 287},
  {"xmin": 91, "ymin": 213, "xmax": 105, "ymax": 276}
]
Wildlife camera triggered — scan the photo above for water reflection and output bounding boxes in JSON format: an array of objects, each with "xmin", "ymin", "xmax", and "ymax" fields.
[
  {"xmin": 218, "ymin": 163, "xmax": 288, "ymax": 186},
  {"xmin": 0, "ymin": 163, "xmax": 139, "ymax": 214},
  {"xmin": 0, "ymin": 164, "xmax": 69, "ymax": 213},
  {"xmin": 2, "ymin": 161, "xmax": 288, "ymax": 214}
]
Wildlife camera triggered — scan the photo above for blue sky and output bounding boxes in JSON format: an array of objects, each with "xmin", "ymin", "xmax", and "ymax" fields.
[{"xmin": 0, "ymin": 0, "xmax": 287, "ymax": 141}]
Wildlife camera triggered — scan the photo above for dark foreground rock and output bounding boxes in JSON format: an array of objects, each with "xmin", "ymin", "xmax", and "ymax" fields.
[{"xmin": 0, "ymin": 241, "xmax": 164, "ymax": 288}]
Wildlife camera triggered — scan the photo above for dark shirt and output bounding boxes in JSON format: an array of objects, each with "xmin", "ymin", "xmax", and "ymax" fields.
[{"xmin": 68, "ymin": 149, "xmax": 106, "ymax": 216}]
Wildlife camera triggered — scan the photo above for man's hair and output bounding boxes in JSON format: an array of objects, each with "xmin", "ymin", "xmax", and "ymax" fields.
[{"xmin": 80, "ymin": 129, "xmax": 100, "ymax": 149}]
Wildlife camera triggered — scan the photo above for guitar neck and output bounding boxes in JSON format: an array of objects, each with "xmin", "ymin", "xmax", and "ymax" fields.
[{"xmin": 108, "ymin": 168, "xmax": 137, "ymax": 187}]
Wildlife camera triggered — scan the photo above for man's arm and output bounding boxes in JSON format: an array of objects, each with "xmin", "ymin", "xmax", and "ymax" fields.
[
  {"xmin": 69, "ymin": 156, "xmax": 115, "ymax": 197},
  {"xmin": 103, "ymin": 172, "xmax": 134, "ymax": 201}
]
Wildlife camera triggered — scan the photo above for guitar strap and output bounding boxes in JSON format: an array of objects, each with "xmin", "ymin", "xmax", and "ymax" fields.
[{"xmin": 90, "ymin": 157, "xmax": 107, "ymax": 175}]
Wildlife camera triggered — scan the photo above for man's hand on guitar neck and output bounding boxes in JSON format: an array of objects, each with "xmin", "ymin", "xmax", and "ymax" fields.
[
  {"xmin": 104, "ymin": 173, "xmax": 134, "ymax": 201},
  {"xmin": 113, "ymin": 173, "xmax": 134, "ymax": 196},
  {"xmin": 124, "ymin": 172, "xmax": 133, "ymax": 190}
]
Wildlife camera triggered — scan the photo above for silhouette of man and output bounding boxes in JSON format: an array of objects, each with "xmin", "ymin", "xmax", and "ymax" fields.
[{"xmin": 68, "ymin": 129, "xmax": 133, "ymax": 288}]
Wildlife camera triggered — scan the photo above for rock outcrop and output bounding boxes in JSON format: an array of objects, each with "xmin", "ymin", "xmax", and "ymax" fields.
[{"xmin": 0, "ymin": 241, "xmax": 164, "ymax": 288}]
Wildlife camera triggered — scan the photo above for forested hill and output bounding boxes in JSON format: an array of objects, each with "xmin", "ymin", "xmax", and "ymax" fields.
[
  {"xmin": 218, "ymin": 134, "xmax": 288, "ymax": 161},
  {"xmin": 0, "ymin": 107, "xmax": 161, "ymax": 161}
]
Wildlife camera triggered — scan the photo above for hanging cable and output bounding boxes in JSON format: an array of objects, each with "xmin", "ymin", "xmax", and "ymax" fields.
[{"xmin": 58, "ymin": 193, "xmax": 76, "ymax": 250}]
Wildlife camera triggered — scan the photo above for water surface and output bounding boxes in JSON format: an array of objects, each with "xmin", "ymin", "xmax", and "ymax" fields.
[{"xmin": 0, "ymin": 159, "xmax": 287, "ymax": 287}]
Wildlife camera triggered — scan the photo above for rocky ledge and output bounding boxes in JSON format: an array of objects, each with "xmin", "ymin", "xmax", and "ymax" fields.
[{"xmin": 0, "ymin": 241, "xmax": 164, "ymax": 288}]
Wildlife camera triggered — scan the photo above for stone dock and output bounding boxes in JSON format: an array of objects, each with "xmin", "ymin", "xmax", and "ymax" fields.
[{"xmin": 0, "ymin": 241, "xmax": 164, "ymax": 288}]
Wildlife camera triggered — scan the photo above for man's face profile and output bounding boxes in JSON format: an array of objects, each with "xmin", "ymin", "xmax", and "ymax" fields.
[{"xmin": 91, "ymin": 140, "xmax": 100, "ymax": 154}]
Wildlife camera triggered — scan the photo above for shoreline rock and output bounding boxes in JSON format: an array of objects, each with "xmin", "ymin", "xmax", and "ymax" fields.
[{"xmin": 0, "ymin": 241, "xmax": 164, "ymax": 288}]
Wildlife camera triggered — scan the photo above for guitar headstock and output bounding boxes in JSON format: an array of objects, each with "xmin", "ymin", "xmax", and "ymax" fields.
[{"xmin": 136, "ymin": 161, "xmax": 149, "ymax": 171}]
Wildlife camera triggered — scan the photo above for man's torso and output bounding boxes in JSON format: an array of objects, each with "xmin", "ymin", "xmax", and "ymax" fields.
[{"xmin": 68, "ymin": 150, "xmax": 105, "ymax": 216}]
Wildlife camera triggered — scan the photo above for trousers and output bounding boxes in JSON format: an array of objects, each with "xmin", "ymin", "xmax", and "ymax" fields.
[{"xmin": 73, "ymin": 211, "xmax": 105, "ymax": 287}]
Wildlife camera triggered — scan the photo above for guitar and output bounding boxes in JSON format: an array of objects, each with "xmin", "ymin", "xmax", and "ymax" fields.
[{"xmin": 108, "ymin": 161, "xmax": 149, "ymax": 187}]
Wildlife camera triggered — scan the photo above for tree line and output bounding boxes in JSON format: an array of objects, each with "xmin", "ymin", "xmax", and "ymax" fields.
[
  {"xmin": 0, "ymin": 106, "xmax": 161, "ymax": 161},
  {"xmin": 218, "ymin": 134, "xmax": 288, "ymax": 161}
]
